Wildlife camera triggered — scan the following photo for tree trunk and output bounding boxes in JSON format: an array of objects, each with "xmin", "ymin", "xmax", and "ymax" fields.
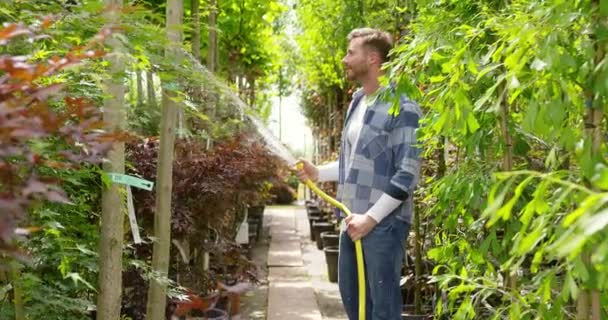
[
  {"xmin": 136, "ymin": 69, "xmax": 144, "ymax": 106},
  {"xmin": 578, "ymin": 1, "xmax": 605, "ymax": 319},
  {"xmin": 248, "ymin": 76, "xmax": 256, "ymax": 107},
  {"xmin": 499, "ymin": 81, "xmax": 518, "ymax": 295},
  {"xmin": 500, "ymin": 98, "xmax": 513, "ymax": 172},
  {"xmin": 438, "ymin": 136, "xmax": 446, "ymax": 177},
  {"xmin": 97, "ymin": 2, "xmax": 126, "ymax": 319},
  {"xmin": 204, "ymin": 0, "xmax": 219, "ymax": 149},
  {"xmin": 187, "ymin": 0, "xmax": 201, "ymax": 137},
  {"xmin": 191, "ymin": 0, "xmax": 201, "ymax": 61},
  {"xmin": 146, "ymin": 70, "xmax": 156, "ymax": 107},
  {"xmin": 413, "ymin": 206, "xmax": 423, "ymax": 314},
  {"xmin": 145, "ymin": 1, "xmax": 182, "ymax": 318},
  {"xmin": 207, "ymin": 0, "xmax": 218, "ymax": 72},
  {"xmin": 10, "ymin": 261, "xmax": 24, "ymax": 320},
  {"xmin": 278, "ymin": 94, "xmax": 282, "ymax": 141}
]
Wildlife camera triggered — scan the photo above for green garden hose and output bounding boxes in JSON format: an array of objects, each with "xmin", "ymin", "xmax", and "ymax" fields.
[{"xmin": 298, "ymin": 164, "xmax": 366, "ymax": 320}]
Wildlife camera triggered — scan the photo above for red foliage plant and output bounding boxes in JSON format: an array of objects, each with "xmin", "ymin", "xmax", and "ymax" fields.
[
  {"xmin": 128, "ymin": 134, "xmax": 284, "ymax": 240},
  {"xmin": 0, "ymin": 21, "xmax": 118, "ymax": 256},
  {"xmin": 124, "ymin": 135, "xmax": 282, "ymax": 313}
]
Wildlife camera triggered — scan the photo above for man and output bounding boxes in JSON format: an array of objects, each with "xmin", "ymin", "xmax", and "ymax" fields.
[{"xmin": 296, "ymin": 28, "xmax": 421, "ymax": 320}]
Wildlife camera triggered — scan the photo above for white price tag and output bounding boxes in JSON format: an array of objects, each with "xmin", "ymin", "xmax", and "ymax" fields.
[{"xmin": 126, "ymin": 186, "xmax": 142, "ymax": 244}]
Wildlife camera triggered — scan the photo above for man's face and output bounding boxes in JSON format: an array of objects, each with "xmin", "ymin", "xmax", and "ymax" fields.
[{"xmin": 342, "ymin": 37, "xmax": 370, "ymax": 82}]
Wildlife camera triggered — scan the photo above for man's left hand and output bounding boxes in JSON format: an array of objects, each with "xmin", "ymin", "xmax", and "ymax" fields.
[{"xmin": 345, "ymin": 214, "xmax": 377, "ymax": 241}]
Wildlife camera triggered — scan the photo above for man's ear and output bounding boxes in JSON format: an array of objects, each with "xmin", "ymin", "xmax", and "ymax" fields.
[{"xmin": 367, "ymin": 50, "xmax": 381, "ymax": 67}]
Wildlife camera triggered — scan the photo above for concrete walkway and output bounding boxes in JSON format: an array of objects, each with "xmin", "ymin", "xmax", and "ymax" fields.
[
  {"xmin": 266, "ymin": 206, "xmax": 323, "ymax": 320},
  {"xmin": 241, "ymin": 205, "xmax": 346, "ymax": 320}
]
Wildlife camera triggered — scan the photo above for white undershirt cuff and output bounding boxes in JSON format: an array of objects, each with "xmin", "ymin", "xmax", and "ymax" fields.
[
  {"xmin": 317, "ymin": 161, "xmax": 339, "ymax": 182},
  {"xmin": 366, "ymin": 193, "xmax": 403, "ymax": 223}
]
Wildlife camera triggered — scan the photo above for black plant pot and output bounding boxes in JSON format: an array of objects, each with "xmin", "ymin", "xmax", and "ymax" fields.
[
  {"xmin": 248, "ymin": 229, "xmax": 256, "ymax": 245},
  {"xmin": 249, "ymin": 222, "xmax": 260, "ymax": 242},
  {"xmin": 306, "ymin": 206, "xmax": 321, "ymax": 217},
  {"xmin": 321, "ymin": 231, "xmax": 339, "ymax": 248},
  {"xmin": 307, "ymin": 212, "xmax": 322, "ymax": 220},
  {"xmin": 249, "ymin": 205, "xmax": 265, "ymax": 220},
  {"xmin": 305, "ymin": 201, "xmax": 318, "ymax": 208},
  {"xmin": 312, "ymin": 221, "xmax": 335, "ymax": 249},
  {"xmin": 308, "ymin": 216, "xmax": 326, "ymax": 241},
  {"xmin": 248, "ymin": 217, "xmax": 262, "ymax": 241},
  {"xmin": 323, "ymin": 245, "xmax": 339, "ymax": 283}
]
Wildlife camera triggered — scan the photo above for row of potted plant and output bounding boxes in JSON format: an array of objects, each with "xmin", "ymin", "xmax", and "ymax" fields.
[
  {"xmin": 121, "ymin": 136, "xmax": 283, "ymax": 319},
  {"xmin": 305, "ymin": 201, "xmax": 340, "ymax": 283}
]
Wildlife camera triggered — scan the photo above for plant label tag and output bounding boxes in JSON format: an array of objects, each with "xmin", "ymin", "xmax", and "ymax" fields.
[
  {"xmin": 109, "ymin": 173, "xmax": 154, "ymax": 191},
  {"xmin": 235, "ymin": 209, "xmax": 249, "ymax": 244},
  {"xmin": 126, "ymin": 186, "xmax": 142, "ymax": 244}
]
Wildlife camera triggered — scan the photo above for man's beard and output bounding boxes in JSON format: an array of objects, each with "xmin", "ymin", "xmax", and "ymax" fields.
[{"xmin": 346, "ymin": 65, "xmax": 368, "ymax": 82}]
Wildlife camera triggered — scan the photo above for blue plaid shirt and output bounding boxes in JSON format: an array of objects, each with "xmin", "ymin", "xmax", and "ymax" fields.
[{"xmin": 337, "ymin": 87, "xmax": 422, "ymax": 223}]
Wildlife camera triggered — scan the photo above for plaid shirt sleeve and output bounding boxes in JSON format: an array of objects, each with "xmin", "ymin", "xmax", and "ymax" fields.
[{"xmin": 384, "ymin": 97, "xmax": 422, "ymax": 201}]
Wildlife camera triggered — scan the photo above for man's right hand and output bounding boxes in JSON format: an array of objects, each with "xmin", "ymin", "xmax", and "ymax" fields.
[{"xmin": 295, "ymin": 159, "xmax": 319, "ymax": 182}]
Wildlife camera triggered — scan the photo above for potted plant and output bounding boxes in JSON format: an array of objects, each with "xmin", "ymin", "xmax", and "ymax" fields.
[{"xmin": 323, "ymin": 246, "xmax": 339, "ymax": 283}]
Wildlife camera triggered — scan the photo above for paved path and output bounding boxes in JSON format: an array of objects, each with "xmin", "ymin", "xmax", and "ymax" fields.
[
  {"xmin": 241, "ymin": 205, "xmax": 346, "ymax": 320},
  {"xmin": 266, "ymin": 206, "xmax": 324, "ymax": 320}
]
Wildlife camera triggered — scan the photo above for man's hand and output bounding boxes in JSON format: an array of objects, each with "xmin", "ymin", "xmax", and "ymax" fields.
[
  {"xmin": 295, "ymin": 159, "xmax": 319, "ymax": 182},
  {"xmin": 345, "ymin": 214, "xmax": 377, "ymax": 241}
]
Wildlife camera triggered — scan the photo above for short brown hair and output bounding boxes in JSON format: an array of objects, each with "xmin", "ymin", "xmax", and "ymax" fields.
[{"xmin": 347, "ymin": 28, "xmax": 393, "ymax": 63}]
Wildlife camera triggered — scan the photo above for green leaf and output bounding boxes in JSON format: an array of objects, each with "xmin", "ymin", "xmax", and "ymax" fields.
[
  {"xmin": 579, "ymin": 208, "xmax": 608, "ymax": 236},
  {"xmin": 516, "ymin": 217, "xmax": 546, "ymax": 256},
  {"xmin": 430, "ymin": 75, "xmax": 445, "ymax": 83},
  {"xmin": 540, "ymin": 272, "xmax": 554, "ymax": 302},
  {"xmin": 474, "ymin": 74, "xmax": 505, "ymax": 112},
  {"xmin": 563, "ymin": 194, "xmax": 604, "ymax": 227},
  {"xmin": 476, "ymin": 64, "xmax": 502, "ymax": 81},
  {"xmin": 530, "ymin": 244, "xmax": 546, "ymax": 273},
  {"xmin": 466, "ymin": 112, "xmax": 480, "ymax": 133},
  {"xmin": 591, "ymin": 163, "xmax": 608, "ymax": 190},
  {"xmin": 573, "ymin": 255, "xmax": 590, "ymax": 283},
  {"xmin": 64, "ymin": 272, "xmax": 97, "ymax": 292},
  {"xmin": 561, "ymin": 272, "xmax": 579, "ymax": 301},
  {"xmin": 495, "ymin": 175, "xmax": 535, "ymax": 223}
]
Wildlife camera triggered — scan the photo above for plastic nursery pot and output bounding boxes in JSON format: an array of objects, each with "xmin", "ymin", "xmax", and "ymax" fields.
[
  {"xmin": 248, "ymin": 230, "xmax": 256, "ymax": 245},
  {"xmin": 307, "ymin": 212, "xmax": 322, "ymax": 221},
  {"xmin": 306, "ymin": 206, "xmax": 321, "ymax": 217},
  {"xmin": 308, "ymin": 216, "xmax": 326, "ymax": 241},
  {"xmin": 307, "ymin": 210, "xmax": 322, "ymax": 220},
  {"xmin": 316, "ymin": 229, "xmax": 337, "ymax": 250},
  {"xmin": 247, "ymin": 222, "xmax": 258, "ymax": 241},
  {"xmin": 248, "ymin": 205, "xmax": 265, "ymax": 220},
  {"xmin": 247, "ymin": 216, "xmax": 260, "ymax": 227},
  {"xmin": 305, "ymin": 201, "xmax": 318, "ymax": 208},
  {"xmin": 323, "ymin": 245, "xmax": 339, "ymax": 283},
  {"xmin": 312, "ymin": 221, "xmax": 335, "ymax": 250},
  {"xmin": 320, "ymin": 231, "xmax": 339, "ymax": 248},
  {"xmin": 247, "ymin": 217, "xmax": 262, "ymax": 241}
]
